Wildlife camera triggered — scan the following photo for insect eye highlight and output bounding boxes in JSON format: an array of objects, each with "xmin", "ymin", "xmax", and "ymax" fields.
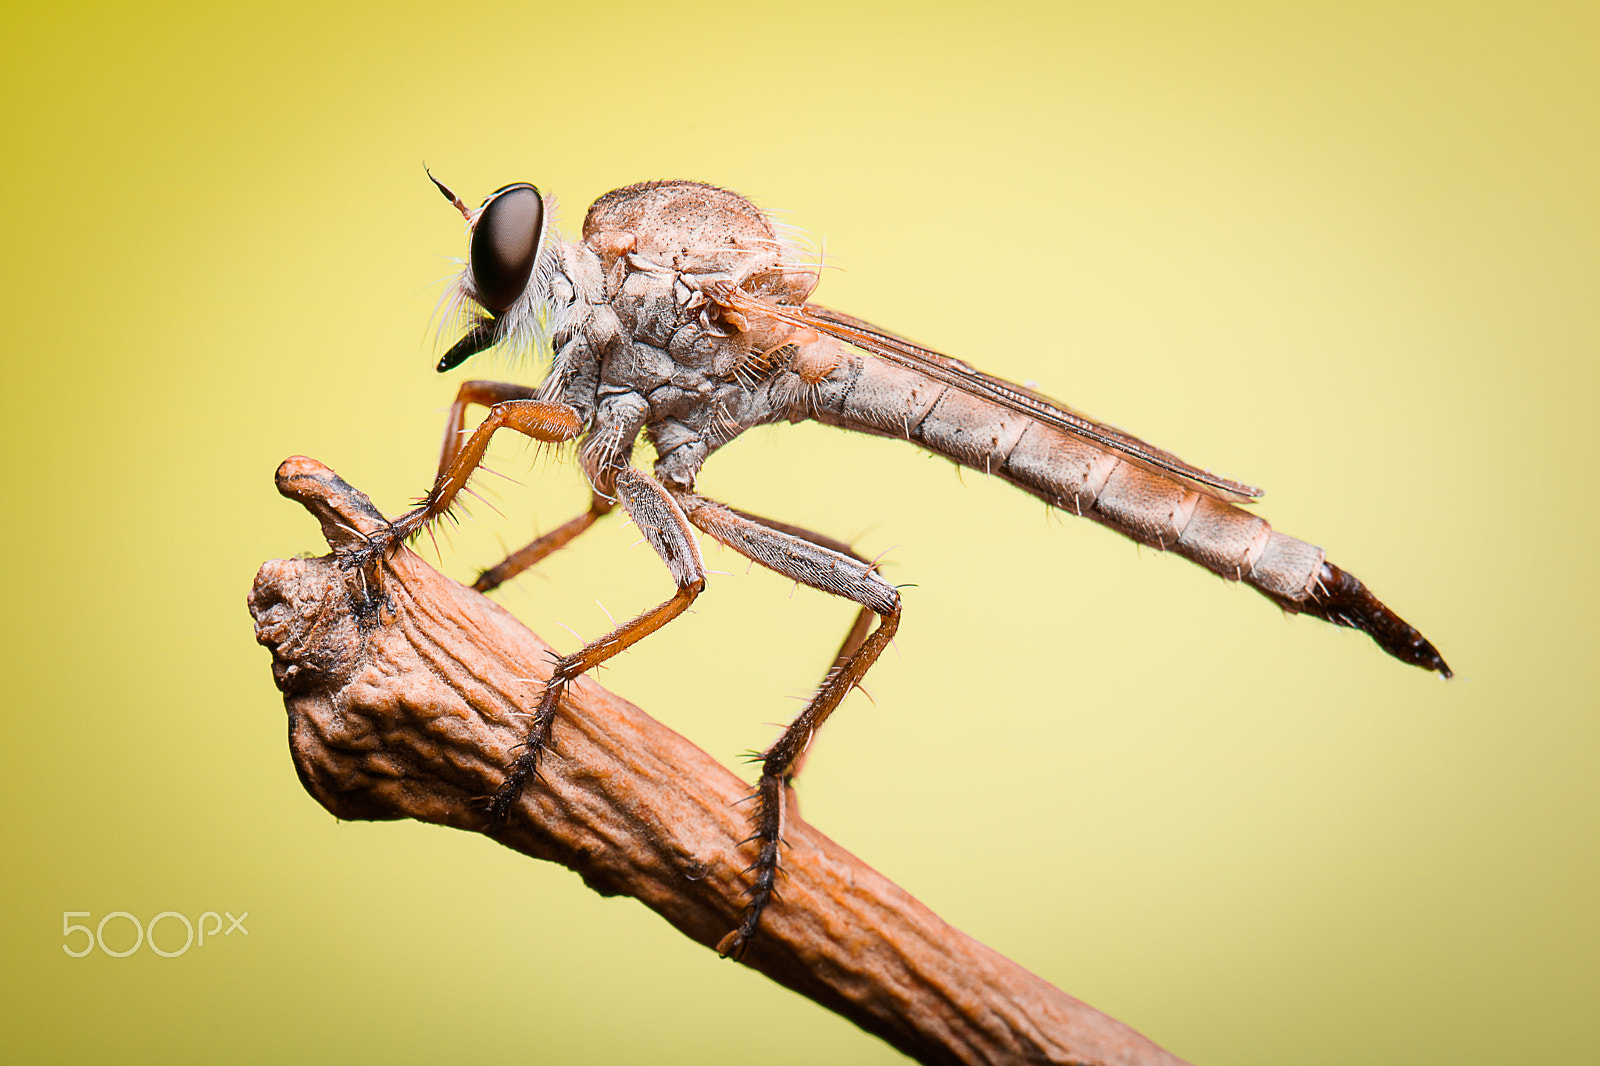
[{"xmin": 471, "ymin": 183, "xmax": 543, "ymax": 315}]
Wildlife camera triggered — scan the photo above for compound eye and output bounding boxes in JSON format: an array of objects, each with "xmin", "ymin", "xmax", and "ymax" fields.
[{"xmin": 470, "ymin": 183, "xmax": 543, "ymax": 315}]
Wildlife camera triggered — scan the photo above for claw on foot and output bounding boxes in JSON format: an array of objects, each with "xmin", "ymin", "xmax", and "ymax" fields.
[
  {"xmin": 331, "ymin": 505, "xmax": 440, "ymax": 617},
  {"xmin": 333, "ymin": 522, "xmax": 406, "ymax": 617},
  {"xmin": 334, "ymin": 523, "xmax": 396, "ymax": 569},
  {"xmin": 716, "ymin": 926, "xmax": 750, "ymax": 959}
]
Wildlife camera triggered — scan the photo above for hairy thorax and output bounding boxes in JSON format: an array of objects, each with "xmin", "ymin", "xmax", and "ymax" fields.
[{"xmin": 559, "ymin": 181, "xmax": 831, "ymax": 491}]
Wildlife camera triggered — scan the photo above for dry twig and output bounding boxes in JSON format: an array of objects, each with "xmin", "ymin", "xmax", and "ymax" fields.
[{"xmin": 247, "ymin": 455, "xmax": 1190, "ymax": 1066}]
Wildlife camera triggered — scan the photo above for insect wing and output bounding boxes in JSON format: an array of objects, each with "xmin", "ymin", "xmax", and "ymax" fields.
[{"xmin": 799, "ymin": 303, "xmax": 1265, "ymax": 503}]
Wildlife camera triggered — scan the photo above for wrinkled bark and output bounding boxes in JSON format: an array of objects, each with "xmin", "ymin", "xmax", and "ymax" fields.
[{"xmin": 248, "ymin": 455, "xmax": 1190, "ymax": 1066}]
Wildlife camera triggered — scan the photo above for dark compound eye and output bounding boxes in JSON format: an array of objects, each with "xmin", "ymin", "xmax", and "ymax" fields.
[{"xmin": 470, "ymin": 183, "xmax": 543, "ymax": 315}]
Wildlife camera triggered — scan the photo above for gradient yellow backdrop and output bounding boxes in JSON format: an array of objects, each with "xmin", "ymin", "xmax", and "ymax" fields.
[{"xmin": 2, "ymin": 2, "xmax": 1593, "ymax": 1063}]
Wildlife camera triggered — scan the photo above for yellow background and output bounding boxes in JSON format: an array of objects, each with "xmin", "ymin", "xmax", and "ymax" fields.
[{"xmin": 2, "ymin": 2, "xmax": 1593, "ymax": 1063}]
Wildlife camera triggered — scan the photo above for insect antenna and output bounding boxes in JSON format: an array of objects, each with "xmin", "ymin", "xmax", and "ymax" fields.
[{"xmin": 424, "ymin": 164, "xmax": 474, "ymax": 222}]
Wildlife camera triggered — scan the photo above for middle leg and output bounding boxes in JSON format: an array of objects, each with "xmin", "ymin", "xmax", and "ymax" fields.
[
  {"xmin": 487, "ymin": 467, "xmax": 706, "ymax": 819},
  {"xmin": 473, "ymin": 492, "xmax": 616, "ymax": 593}
]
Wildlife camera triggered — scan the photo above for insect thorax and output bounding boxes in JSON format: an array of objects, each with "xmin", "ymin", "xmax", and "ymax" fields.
[{"xmin": 549, "ymin": 182, "xmax": 817, "ymax": 492}]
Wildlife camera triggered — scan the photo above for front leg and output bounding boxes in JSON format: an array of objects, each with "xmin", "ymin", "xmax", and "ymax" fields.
[
  {"xmin": 676, "ymin": 494, "xmax": 902, "ymax": 960},
  {"xmin": 434, "ymin": 380, "xmax": 543, "ymax": 476},
  {"xmin": 353, "ymin": 396, "xmax": 584, "ymax": 558},
  {"xmin": 401, "ymin": 397, "xmax": 583, "ymax": 537},
  {"xmin": 488, "ymin": 468, "xmax": 706, "ymax": 819},
  {"xmin": 338, "ymin": 395, "xmax": 583, "ymax": 611},
  {"xmin": 427, "ymin": 381, "xmax": 619, "ymax": 593}
]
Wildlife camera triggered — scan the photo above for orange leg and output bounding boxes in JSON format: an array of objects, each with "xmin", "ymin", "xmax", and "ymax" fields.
[
  {"xmin": 391, "ymin": 397, "xmax": 582, "ymax": 539},
  {"xmin": 473, "ymin": 493, "xmax": 616, "ymax": 592},
  {"xmin": 487, "ymin": 468, "xmax": 706, "ymax": 819},
  {"xmin": 341, "ymin": 391, "xmax": 583, "ymax": 609},
  {"xmin": 434, "ymin": 380, "xmax": 540, "ymax": 478},
  {"xmin": 429, "ymin": 381, "xmax": 617, "ymax": 593}
]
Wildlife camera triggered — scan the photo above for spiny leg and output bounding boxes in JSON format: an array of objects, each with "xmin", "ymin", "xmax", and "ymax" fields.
[
  {"xmin": 436, "ymin": 380, "xmax": 541, "ymax": 477},
  {"xmin": 488, "ymin": 468, "xmax": 706, "ymax": 820},
  {"xmin": 474, "ymin": 493, "xmax": 616, "ymax": 593},
  {"xmin": 339, "ymin": 395, "xmax": 582, "ymax": 603},
  {"xmin": 792, "ymin": 606, "xmax": 878, "ymax": 792},
  {"xmin": 392, "ymin": 398, "xmax": 582, "ymax": 540},
  {"xmin": 826, "ymin": 608, "xmax": 877, "ymax": 679},
  {"xmin": 725, "ymin": 505, "xmax": 876, "ymax": 793},
  {"xmin": 677, "ymin": 495, "xmax": 902, "ymax": 959},
  {"xmin": 431, "ymin": 381, "xmax": 619, "ymax": 594}
]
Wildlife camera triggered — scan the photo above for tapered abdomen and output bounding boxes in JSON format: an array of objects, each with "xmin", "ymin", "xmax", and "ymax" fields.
[{"xmin": 808, "ymin": 354, "xmax": 1450, "ymax": 676}]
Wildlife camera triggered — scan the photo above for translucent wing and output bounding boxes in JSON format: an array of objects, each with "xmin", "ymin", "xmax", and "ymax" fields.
[{"xmin": 710, "ymin": 283, "xmax": 1263, "ymax": 503}]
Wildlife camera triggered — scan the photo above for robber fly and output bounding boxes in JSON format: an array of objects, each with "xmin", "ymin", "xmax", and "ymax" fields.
[{"xmin": 356, "ymin": 176, "xmax": 1449, "ymax": 959}]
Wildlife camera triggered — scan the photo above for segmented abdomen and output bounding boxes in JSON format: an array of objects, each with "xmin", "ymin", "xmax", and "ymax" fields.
[{"xmin": 809, "ymin": 354, "xmax": 1324, "ymax": 603}]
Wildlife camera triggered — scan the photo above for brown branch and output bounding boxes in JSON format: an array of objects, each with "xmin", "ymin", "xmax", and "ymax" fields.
[{"xmin": 247, "ymin": 455, "xmax": 1192, "ymax": 1066}]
